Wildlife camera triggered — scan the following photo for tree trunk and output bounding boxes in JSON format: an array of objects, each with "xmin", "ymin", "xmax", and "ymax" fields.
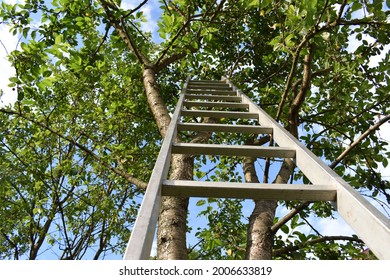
[
  {"xmin": 142, "ymin": 68, "xmax": 215, "ymax": 259},
  {"xmin": 142, "ymin": 67, "xmax": 190, "ymax": 259},
  {"xmin": 157, "ymin": 125, "xmax": 214, "ymax": 259},
  {"xmin": 142, "ymin": 68, "xmax": 172, "ymax": 138},
  {"xmin": 157, "ymin": 154, "xmax": 192, "ymax": 259},
  {"xmin": 245, "ymin": 157, "xmax": 295, "ymax": 259}
]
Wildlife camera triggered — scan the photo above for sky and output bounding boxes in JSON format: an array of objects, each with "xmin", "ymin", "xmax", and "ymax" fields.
[{"xmin": 0, "ymin": 0, "xmax": 389, "ymax": 259}]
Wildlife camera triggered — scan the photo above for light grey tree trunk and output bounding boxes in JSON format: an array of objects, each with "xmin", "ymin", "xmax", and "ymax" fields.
[
  {"xmin": 143, "ymin": 67, "xmax": 215, "ymax": 259},
  {"xmin": 245, "ymin": 157, "xmax": 295, "ymax": 259},
  {"xmin": 157, "ymin": 154, "xmax": 192, "ymax": 259}
]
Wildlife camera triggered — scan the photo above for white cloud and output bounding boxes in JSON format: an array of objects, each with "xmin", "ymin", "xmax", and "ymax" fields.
[
  {"xmin": 3, "ymin": 0, "xmax": 25, "ymax": 4},
  {"xmin": 121, "ymin": 0, "xmax": 161, "ymax": 41}
]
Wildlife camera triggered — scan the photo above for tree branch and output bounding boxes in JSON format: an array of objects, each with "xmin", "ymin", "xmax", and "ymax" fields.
[
  {"xmin": 336, "ymin": 0, "xmax": 348, "ymax": 23},
  {"xmin": 275, "ymin": 1, "xmax": 388, "ymax": 122},
  {"xmin": 288, "ymin": 44, "xmax": 314, "ymax": 137},
  {"xmin": 0, "ymin": 108, "xmax": 148, "ymax": 190},
  {"xmin": 271, "ymin": 201, "xmax": 311, "ymax": 234},
  {"xmin": 99, "ymin": 0, "xmax": 151, "ymax": 66},
  {"xmin": 228, "ymin": 51, "xmax": 247, "ymax": 78},
  {"xmin": 154, "ymin": 0, "xmax": 227, "ymax": 73},
  {"xmin": 329, "ymin": 114, "xmax": 390, "ymax": 169},
  {"xmin": 275, "ymin": 54, "xmax": 299, "ymax": 122},
  {"xmin": 92, "ymin": 24, "xmax": 111, "ymax": 57},
  {"xmin": 123, "ymin": 0, "xmax": 149, "ymax": 18},
  {"xmin": 315, "ymin": 0, "xmax": 330, "ymax": 28},
  {"xmin": 1, "ymin": 231, "xmax": 19, "ymax": 259},
  {"xmin": 154, "ymin": 15, "xmax": 192, "ymax": 67},
  {"xmin": 273, "ymin": 235, "xmax": 363, "ymax": 257}
]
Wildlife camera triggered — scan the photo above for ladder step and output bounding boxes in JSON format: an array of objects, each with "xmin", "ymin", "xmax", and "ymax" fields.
[
  {"xmin": 172, "ymin": 143, "xmax": 296, "ymax": 158},
  {"xmin": 187, "ymin": 84, "xmax": 231, "ymax": 90},
  {"xmin": 183, "ymin": 101, "xmax": 249, "ymax": 109},
  {"xmin": 177, "ymin": 123, "xmax": 273, "ymax": 134},
  {"xmin": 162, "ymin": 180, "xmax": 337, "ymax": 201},
  {"xmin": 186, "ymin": 89, "xmax": 236, "ymax": 95},
  {"xmin": 189, "ymin": 80, "xmax": 225, "ymax": 85},
  {"xmin": 185, "ymin": 94, "xmax": 242, "ymax": 102},
  {"xmin": 181, "ymin": 109, "xmax": 258, "ymax": 119}
]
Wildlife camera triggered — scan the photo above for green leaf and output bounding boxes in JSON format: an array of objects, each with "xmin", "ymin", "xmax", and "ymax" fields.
[
  {"xmin": 20, "ymin": 42, "xmax": 28, "ymax": 51},
  {"xmin": 162, "ymin": 13, "xmax": 172, "ymax": 27},
  {"xmin": 281, "ymin": 225, "xmax": 289, "ymax": 234},
  {"xmin": 22, "ymin": 27, "xmax": 29, "ymax": 38},
  {"xmin": 159, "ymin": 30, "xmax": 166, "ymax": 39},
  {"xmin": 196, "ymin": 199, "xmax": 206, "ymax": 206},
  {"xmin": 248, "ymin": 0, "xmax": 259, "ymax": 7},
  {"xmin": 9, "ymin": 77, "xmax": 19, "ymax": 83},
  {"xmin": 42, "ymin": 70, "xmax": 52, "ymax": 77},
  {"xmin": 55, "ymin": 34, "xmax": 62, "ymax": 45},
  {"xmin": 301, "ymin": 0, "xmax": 317, "ymax": 26},
  {"xmin": 22, "ymin": 99, "xmax": 35, "ymax": 105},
  {"xmin": 17, "ymin": 90, "xmax": 24, "ymax": 101},
  {"xmin": 31, "ymin": 30, "xmax": 37, "ymax": 40},
  {"xmin": 285, "ymin": 34, "xmax": 295, "ymax": 48},
  {"xmin": 260, "ymin": 0, "xmax": 272, "ymax": 9},
  {"xmin": 383, "ymin": 158, "xmax": 388, "ymax": 168}
]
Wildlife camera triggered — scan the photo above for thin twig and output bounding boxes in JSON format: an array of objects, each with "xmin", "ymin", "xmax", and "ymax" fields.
[
  {"xmin": 123, "ymin": 0, "xmax": 149, "ymax": 18},
  {"xmin": 92, "ymin": 24, "xmax": 111, "ymax": 57},
  {"xmin": 275, "ymin": 54, "xmax": 299, "ymax": 122},
  {"xmin": 329, "ymin": 115, "xmax": 390, "ymax": 169},
  {"xmin": 0, "ymin": 108, "xmax": 148, "ymax": 189},
  {"xmin": 273, "ymin": 235, "xmax": 363, "ymax": 257}
]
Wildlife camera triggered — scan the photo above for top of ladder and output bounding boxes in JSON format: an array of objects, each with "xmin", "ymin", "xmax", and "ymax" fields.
[{"xmin": 123, "ymin": 76, "xmax": 390, "ymax": 260}]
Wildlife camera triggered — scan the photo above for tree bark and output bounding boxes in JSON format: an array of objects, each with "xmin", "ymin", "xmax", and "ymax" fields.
[
  {"xmin": 244, "ymin": 156, "xmax": 276, "ymax": 260},
  {"xmin": 140, "ymin": 67, "xmax": 188, "ymax": 259},
  {"xmin": 142, "ymin": 68, "xmax": 172, "ymax": 137},
  {"xmin": 157, "ymin": 126, "xmax": 214, "ymax": 259},
  {"xmin": 245, "ymin": 157, "xmax": 295, "ymax": 259},
  {"xmin": 157, "ymin": 154, "xmax": 192, "ymax": 260},
  {"xmin": 142, "ymin": 65, "xmax": 216, "ymax": 259}
]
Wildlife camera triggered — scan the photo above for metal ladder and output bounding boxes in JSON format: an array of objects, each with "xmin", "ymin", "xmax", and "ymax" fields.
[{"xmin": 123, "ymin": 77, "xmax": 390, "ymax": 260}]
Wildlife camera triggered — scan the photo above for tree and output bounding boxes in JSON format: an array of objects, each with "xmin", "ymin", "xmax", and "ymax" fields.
[
  {"xmin": 0, "ymin": 0, "xmax": 389, "ymax": 260},
  {"xmin": 189, "ymin": 0, "xmax": 390, "ymax": 259}
]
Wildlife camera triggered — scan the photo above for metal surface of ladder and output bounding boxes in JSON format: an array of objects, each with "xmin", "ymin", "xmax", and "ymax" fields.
[{"xmin": 123, "ymin": 77, "xmax": 390, "ymax": 260}]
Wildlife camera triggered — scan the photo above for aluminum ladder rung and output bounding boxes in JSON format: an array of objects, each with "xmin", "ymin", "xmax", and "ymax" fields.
[
  {"xmin": 172, "ymin": 143, "xmax": 296, "ymax": 158},
  {"xmin": 186, "ymin": 89, "xmax": 236, "ymax": 95},
  {"xmin": 188, "ymin": 80, "xmax": 225, "ymax": 85},
  {"xmin": 185, "ymin": 94, "xmax": 242, "ymax": 102},
  {"xmin": 181, "ymin": 109, "xmax": 258, "ymax": 119},
  {"xmin": 177, "ymin": 122, "xmax": 273, "ymax": 134},
  {"xmin": 189, "ymin": 79, "xmax": 222, "ymax": 82},
  {"xmin": 162, "ymin": 180, "xmax": 337, "ymax": 201},
  {"xmin": 187, "ymin": 84, "xmax": 231, "ymax": 90},
  {"xmin": 183, "ymin": 101, "xmax": 249, "ymax": 109}
]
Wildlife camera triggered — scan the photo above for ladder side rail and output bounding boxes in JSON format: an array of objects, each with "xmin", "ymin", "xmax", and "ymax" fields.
[
  {"xmin": 222, "ymin": 76, "xmax": 390, "ymax": 259},
  {"xmin": 335, "ymin": 178, "xmax": 390, "ymax": 260},
  {"xmin": 241, "ymin": 90, "xmax": 390, "ymax": 260},
  {"xmin": 123, "ymin": 78, "xmax": 189, "ymax": 260}
]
